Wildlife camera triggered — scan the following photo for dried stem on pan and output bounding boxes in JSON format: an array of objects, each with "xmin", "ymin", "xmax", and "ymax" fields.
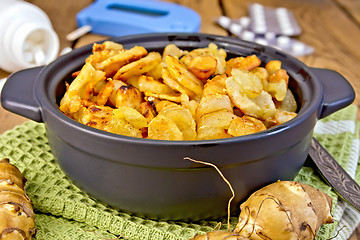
[{"xmin": 184, "ymin": 157, "xmax": 235, "ymax": 231}]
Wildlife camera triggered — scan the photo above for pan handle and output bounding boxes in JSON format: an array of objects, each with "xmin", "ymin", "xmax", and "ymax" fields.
[
  {"xmin": 311, "ymin": 68, "xmax": 355, "ymax": 119},
  {"xmin": 1, "ymin": 67, "xmax": 43, "ymax": 122}
]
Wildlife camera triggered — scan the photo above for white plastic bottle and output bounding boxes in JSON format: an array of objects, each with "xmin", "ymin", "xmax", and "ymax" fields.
[{"xmin": 0, "ymin": 0, "xmax": 59, "ymax": 72}]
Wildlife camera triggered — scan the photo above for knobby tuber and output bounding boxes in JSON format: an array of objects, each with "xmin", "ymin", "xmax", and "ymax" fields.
[
  {"xmin": 189, "ymin": 180, "xmax": 333, "ymax": 240},
  {"xmin": 0, "ymin": 158, "xmax": 36, "ymax": 239},
  {"xmin": 234, "ymin": 181, "xmax": 333, "ymax": 240},
  {"xmin": 185, "ymin": 156, "xmax": 333, "ymax": 240}
]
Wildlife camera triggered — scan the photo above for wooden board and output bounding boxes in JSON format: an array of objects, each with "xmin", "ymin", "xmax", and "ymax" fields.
[{"xmin": 0, "ymin": 0, "xmax": 359, "ymax": 238}]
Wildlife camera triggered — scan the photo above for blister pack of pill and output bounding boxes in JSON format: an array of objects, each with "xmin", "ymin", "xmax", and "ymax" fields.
[
  {"xmin": 215, "ymin": 4, "xmax": 314, "ymax": 57},
  {"xmin": 248, "ymin": 3, "xmax": 301, "ymax": 36}
]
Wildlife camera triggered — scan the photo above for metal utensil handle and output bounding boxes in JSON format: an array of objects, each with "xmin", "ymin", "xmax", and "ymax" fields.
[{"xmin": 309, "ymin": 138, "xmax": 360, "ymax": 212}]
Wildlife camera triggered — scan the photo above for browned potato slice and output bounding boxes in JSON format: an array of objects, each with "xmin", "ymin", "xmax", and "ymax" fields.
[
  {"xmin": 115, "ymin": 85, "xmax": 143, "ymax": 110},
  {"xmin": 144, "ymin": 92, "xmax": 182, "ymax": 103},
  {"xmin": 113, "ymin": 107, "xmax": 148, "ymax": 129},
  {"xmin": 267, "ymin": 80, "xmax": 288, "ymax": 102},
  {"xmin": 230, "ymin": 68, "xmax": 263, "ymax": 98},
  {"xmin": 266, "ymin": 69, "xmax": 289, "ymax": 101},
  {"xmin": 96, "ymin": 46, "xmax": 148, "ymax": 77},
  {"xmin": 60, "ymin": 63, "xmax": 105, "ymax": 114},
  {"xmin": 82, "ymin": 69, "xmax": 107, "ymax": 100},
  {"xmin": 93, "ymin": 79, "xmax": 107, "ymax": 95},
  {"xmin": 108, "ymin": 80, "xmax": 127, "ymax": 106},
  {"xmin": 251, "ymin": 67, "xmax": 269, "ymax": 89},
  {"xmin": 92, "ymin": 41, "xmax": 124, "ymax": 52},
  {"xmin": 79, "ymin": 81, "xmax": 94, "ymax": 100},
  {"xmin": 73, "ymin": 106, "xmax": 92, "ymax": 125},
  {"xmin": 265, "ymin": 60, "xmax": 282, "ymax": 75},
  {"xmin": 154, "ymin": 100, "xmax": 179, "ymax": 113},
  {"xmin": 138, "ymin": 75, "xmax": 174, "ymax": 94},
  {"xmin": 226, "ymin": 76, "xmax": 276, "ymax": 120},
  {"xmin": 275, "ymin": 109, "xmax": 297, "ymax": 125},
  {"xmin": 226, "ymin": 55, "xmax": 261, "ymax": 75},
  {"xmin": 148, "ymin": 115, "xmax": 183, "ymax": 140},
  {"xmin": 105, "ymin": 118, "xmax": 143, "ymax": 138},
  {"xmin": 275, "ymin": 89, "xmax": 297, "ymax": 113},
  {"xmin": 124, "ymin": 75, "xmax": 140, "ymax": 89},
  {"xmin": 162, "ymin": 44, "xmax": 186, "ymax": 60},
  {"xmin": 188, "ymin": 55, "xmax": 217, "ymax": 81},
  {"xmin": 196, "ymin": 126, "xmax": 232, "ymax": 140},
  {"xmin": 202, "ymin": 74, "xmax": 227, "ymax": 96},
  {"xmin": 207, "ymin": 43, "xmax": 227, "ymax": 74},
  {"xmin": 165, "ymin": 55, "xmax": 204, "ymax": 96},
  {"xmin": 138, "ymin": 101, "xmax": 156, "ymax": 124},
  {"xmin": 113, "ymin": 52, "xmax": 162, "ymax": 80},
  {"xmin": 96, "ymin": 79, "xmax": 114, "ymax": 106},
  {"xmin": 146, "ymin": 62, "xmax": 163, "ymax": 80},
  {"xmin": 195, "ymin": 94, "xmax": 233, "ymax": 122},
  {"xmin": 228, "ymin": 115, "xmax": 267, "ymax": 137},
  {"xmin": 73, "ymin": 105, "xmax": 113, "ymax": 131},
  {"xmin": 181, "ymin": 98, "xmax": 198, "ymax": 119},
  {"xmin": 197, "ymin": 109, "xmax": 237, "ymax": 129},
  {"xmin": 162, "ymin": 68, "xmax": 195, "ymax": 96},
  {"xmin": 181, "ymin": 43, "xmax": 227, "ymax": 75},
  {"xmin": 81, "ymin": 99, "xmax": 96, "ymax": 108},
  {"xmin": 159, "ymin": 106, "xmax": 196, "ymax": 140},
  {"xmin": 85, "ymin": 41, "xmax": 124, "ymax": 67}
]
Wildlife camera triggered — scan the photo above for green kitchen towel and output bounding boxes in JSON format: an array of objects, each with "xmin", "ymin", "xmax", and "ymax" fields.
[{"xmin": 0, "ymin": 105, "xmax": 359, "ymax": 240}]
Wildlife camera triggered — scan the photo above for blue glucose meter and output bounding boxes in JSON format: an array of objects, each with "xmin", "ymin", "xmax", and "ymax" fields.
[{"xmin": 76, "ymin": 0, "xmax": 201, "ymax": 37}]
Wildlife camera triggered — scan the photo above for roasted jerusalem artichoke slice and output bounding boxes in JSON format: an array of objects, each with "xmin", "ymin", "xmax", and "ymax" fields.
[
  {"xmin": 195, "ymin": 94, "xmax": 233, "ymax": 122},
  {"xmin": 226, "ymin": 69, "xmax": 276, "ymax": 121},
  {"xmin": 138, "ymin": 75, "xmax": 174, "ymax": 94},
  {"xmin": 113, "ymin": 52, "xmax": 162, "ymax": 81},
  {"xmin": 105, "ymin": 108, "xmax": 146, "ymax": 138},
  {"xmin": 148, "ymin": 115, "xmax": 183, "ymax": 140},
  {"xmin": 225, "ymin": 55, "xmax": 261, "ymax": 75},
  {"xmin": 95, "ymin": 45, "xmax": 148, "ymax": 77},
  {"xmin": 0, "ymin": 158, "xmax": 36, "ymax": 239},
  {"xmin": 264, "ymin": 60, "xmax": 289, "ymax": 101},
  {"xmin": 228, "ymin": 115, "xmax": 267, "ymax": 137},
  {"xmin": 164, "ymin": 55, "xmax": 204, "ymax": 97},
  {"xmin": 188, "ymin": 55, "xmax": 217, "ymax": 81},
  {"xmin": 158, "ymin": 105, "xmax": 197, "ymax": 140},
  {"xmin": 196, "ymin": 109, "xmax": 237, "ymax": 140},
  {"xmin": 59, "ymin": 63, "xmax": 105, "ymax": 114},
  {"xmin": 181, "ymin": 42, "xmax": 227, "ymax": 75}
]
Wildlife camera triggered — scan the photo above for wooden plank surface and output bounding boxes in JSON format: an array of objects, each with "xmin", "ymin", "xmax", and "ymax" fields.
[
  {"xmin": 336, "ymin": 0, "xmax": 360, "ymax": 25},
  {"xmin": 0, "ymin": 0, "xmax": 359, "ymax": 238}
]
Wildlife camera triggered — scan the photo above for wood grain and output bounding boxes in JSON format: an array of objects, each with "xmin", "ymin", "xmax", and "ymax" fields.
[
  {"xmin": 336, "ymin": 0, "xmax": 360, "ymax": 25},
  {"xmin": 0, "ymin": 0, "xmax": 359, "ymax": 238}
]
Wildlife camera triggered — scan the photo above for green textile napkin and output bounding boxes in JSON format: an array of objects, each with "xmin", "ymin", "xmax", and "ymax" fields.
[{"xmin": 0, "ymin": 105, "xmax": 359, "ymax": 240}]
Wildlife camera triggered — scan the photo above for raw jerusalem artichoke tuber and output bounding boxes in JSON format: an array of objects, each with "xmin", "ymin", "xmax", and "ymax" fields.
[
  {"xmin": 190, "ymin": 181, "xmax": 333, "ymax": 240},
  {"xmin": 0, "ymin": 158, "xmax": 36, "ymax": 239},
  {"xmin": 234, "ymin": 181, "xmax": 333, "ymax": 240}
]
